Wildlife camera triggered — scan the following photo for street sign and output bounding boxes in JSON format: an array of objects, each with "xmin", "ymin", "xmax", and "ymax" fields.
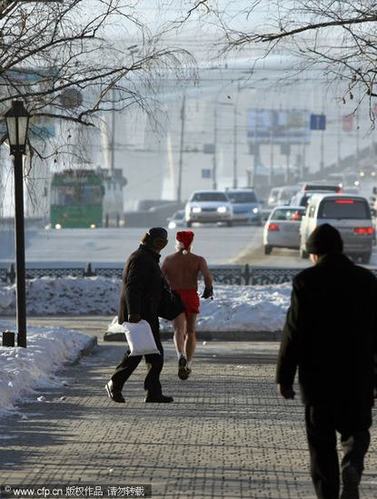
[
  {"xmin": 203, "ymin": 143, "xmax": 215, "ymax": 154},
  {"xmin": 310, "ymin": 114, "xmax": 326, "ymax": 130},
  {"xmin": 202, "ymin": 169, "xmax": 212, "ymax": 179}
]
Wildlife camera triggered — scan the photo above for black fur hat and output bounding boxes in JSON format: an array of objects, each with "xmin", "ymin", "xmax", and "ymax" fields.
[{"xmin": 306, "ymin": 223, "xmax": 343, "ymax": 255}]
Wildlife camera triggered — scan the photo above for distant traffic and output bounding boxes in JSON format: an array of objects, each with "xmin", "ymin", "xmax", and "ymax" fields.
[{"xmin": 178, "ymin": 174, "xmax": 377, "ymax": 265}]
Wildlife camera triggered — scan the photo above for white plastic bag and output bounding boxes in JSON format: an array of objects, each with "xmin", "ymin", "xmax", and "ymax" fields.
[{"xmin": 122, "ymin": 319, "xmax": 160, "ymax": 356}]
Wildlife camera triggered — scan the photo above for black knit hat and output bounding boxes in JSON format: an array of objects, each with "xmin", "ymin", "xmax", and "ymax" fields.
[
  {"xmin": 306, "ymin": 223, "xmax": 343, "ymax": 255},
  {"xmin": 148, "ymin": 227, "xmax": 168, "ymax": 240},
  {"xmin": 141, "ymin": 227, "xmax": 168, "ymax": 245}
]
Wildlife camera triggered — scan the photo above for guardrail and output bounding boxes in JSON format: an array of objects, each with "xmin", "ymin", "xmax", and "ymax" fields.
[{"xmin": 1, "ymin": 263, "xmax": 377, "ymax": 286}]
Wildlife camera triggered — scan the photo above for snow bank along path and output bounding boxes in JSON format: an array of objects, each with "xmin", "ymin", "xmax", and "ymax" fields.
[
  {"xmin": 0, "ymin": 322, "xmax": 94, "ymax": 416},
  {"xmin": 0, "ymin": 277, "xmax": 292, "ymax": 332}
]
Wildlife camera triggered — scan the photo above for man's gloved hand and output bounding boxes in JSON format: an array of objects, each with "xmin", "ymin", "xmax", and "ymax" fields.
[
  {"xmin": 278, "ymin": 384, "xmax": 296, "ymax": 400},
  {"xmin": 201, "ymin": 286, "xmax": 213, "ymax": 299},
  {"xmin": 128, "ymin": 314, "xmax": 141, "ymax": 323}
]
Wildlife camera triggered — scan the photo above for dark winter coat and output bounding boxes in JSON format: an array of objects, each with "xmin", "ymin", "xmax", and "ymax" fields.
[
  {"xmin": 276, "ymin": 253, "xmax": 377, "ymax": 406},
  {"xmin": 118, "ymin": 244, "xmax": 165, "ymax": 331}
]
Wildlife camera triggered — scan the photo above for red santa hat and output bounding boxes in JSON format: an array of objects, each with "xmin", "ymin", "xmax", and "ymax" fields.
[{"xmin": 176, "ymin": 230, "xmax": 194, "ymax": 251}]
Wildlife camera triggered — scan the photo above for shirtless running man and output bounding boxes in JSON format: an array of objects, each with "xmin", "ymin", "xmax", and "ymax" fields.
[{"xmin": 162, "ymin": 230, "xmax": 213, "ymax": 380}]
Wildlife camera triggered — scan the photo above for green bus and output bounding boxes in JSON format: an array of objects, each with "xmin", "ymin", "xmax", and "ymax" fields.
[{"xmin": 50, "ymin": 169, "xmax": 105, "ymax": 228}]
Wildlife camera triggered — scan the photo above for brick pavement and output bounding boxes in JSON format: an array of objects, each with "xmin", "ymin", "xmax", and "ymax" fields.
[{"xmin": 0, "ymin": 339, "xmax": 376, "ymax": 499}]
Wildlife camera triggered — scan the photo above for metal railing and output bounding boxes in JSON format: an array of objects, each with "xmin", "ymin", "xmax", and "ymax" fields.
[{"xmin": 1, "ymin": 263, "xmax": 377, "ymax": 286}]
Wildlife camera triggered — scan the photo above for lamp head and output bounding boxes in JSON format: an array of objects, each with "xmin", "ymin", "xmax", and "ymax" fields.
[{"xmin": 4, "ymin": 100, "xmax": 30, "ymax": 155}]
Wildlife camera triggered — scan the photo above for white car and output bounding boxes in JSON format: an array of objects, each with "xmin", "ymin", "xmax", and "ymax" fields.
[
  {"xmin": 185, "ymin": 190, "xmax": 233, "ymax": 227},
  {"xmin": 299, "ymin": 193, "xmax": 374, "ymax": 263},
  {"xmin": 263, "ymin": 206, "xmax": 306, "ymax": 254}
]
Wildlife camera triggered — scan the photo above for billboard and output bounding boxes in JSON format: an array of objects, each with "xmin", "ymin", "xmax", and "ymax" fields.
[
  {"xmin": 0, "ymin": 115, "xmax": 55, "ymax": 142},
  {"xmin": 247, "ymin": 109, "xmax": 310, "ymax": 144}
]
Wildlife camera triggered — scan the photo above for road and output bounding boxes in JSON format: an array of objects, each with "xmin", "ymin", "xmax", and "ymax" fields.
[
  {"xmin": 1, "ymin": 224, "xmax": 377, "ymax": 268},
  {"xmin": 1, "ymin": 225, "xmax": 257, "ymax": 266},
  {"xmin": 232, "ymin": 227, "xmax": 377, "ymax": 269}
]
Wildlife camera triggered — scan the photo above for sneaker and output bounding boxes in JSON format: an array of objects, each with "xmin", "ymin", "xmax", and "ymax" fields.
[
  {"xmin": 145, "ymin": 394, "xmax": 174, "ymax": 403},
  {"xmin": 178, "ymin": 355, "xmax": 188, "ymax": 380},
  {"xmin": 105, "ymin": 381, "xmax": 125, "ymax": 403},
  {"xmin": 341, "ymin": 465, "xmax": 360, "ymax": 499},
  {"xmin": 185, "ymin": 367, "xmax": 192, "ymax": 379}
]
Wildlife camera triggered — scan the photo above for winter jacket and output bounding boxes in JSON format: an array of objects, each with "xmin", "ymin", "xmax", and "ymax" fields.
[
  {"xmin": 276, "ymin": 253, "xmax": 377, "ymax": 406},
  {"xmin": 118, "ymin": 244, "xmax": 165, "ymax": 330}
]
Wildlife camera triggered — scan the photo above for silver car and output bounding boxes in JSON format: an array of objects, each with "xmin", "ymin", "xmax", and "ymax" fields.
[
  {"xmin": 263, "ymin": 206, "xmax": 306, "ymax": 254},
  {"xmin": 185, "ymin": 190, "xmax": 233, "ymax": 227},
  {"xmin": 226, "ymin": 188, "xmax": 262, "ymax": 225}
]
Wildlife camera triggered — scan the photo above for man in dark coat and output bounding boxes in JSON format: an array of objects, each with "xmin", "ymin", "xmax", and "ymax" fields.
[
  {"xmin": 106, "ymin": 227, "xmax": 176, "ymax": 404},
  {"xmin": 276, "ymin": 223, "xmax": 377, "ymax": 499}
]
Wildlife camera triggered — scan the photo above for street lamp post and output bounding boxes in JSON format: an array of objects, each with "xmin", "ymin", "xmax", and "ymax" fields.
[{"xmin": 5, "ymin": 100, "xmax": 30, "ymax": 348}]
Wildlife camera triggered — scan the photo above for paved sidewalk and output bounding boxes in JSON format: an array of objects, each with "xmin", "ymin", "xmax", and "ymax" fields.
[{"xmin": 0, "ymin": 339, "xmax": 376, "ymax": 499}]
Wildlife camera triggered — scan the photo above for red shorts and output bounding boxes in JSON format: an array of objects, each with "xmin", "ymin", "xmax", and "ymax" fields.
[{"xmin": 174, "ymin": 289, "xmax": 200, "ymax": 315}]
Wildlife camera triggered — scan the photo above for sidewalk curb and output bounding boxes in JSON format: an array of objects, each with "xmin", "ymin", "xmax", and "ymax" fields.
[{"xmin": 103, "ymin": 330, "xmax": 282, "ymax": 342}]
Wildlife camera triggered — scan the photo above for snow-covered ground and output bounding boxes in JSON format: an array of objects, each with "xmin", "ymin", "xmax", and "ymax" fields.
[
  {"xmin": 0, "ymin": 322, "xmax": 94, "ymax": 417},
  {"xmin": 0, "ymin": 276, "xmax": 292, "ymax": 332}
]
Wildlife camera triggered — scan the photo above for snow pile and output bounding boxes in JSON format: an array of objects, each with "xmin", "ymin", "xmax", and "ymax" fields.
[
  {"xmin": 0, "ymin": 277, "xmax": 292, "ymax": 331},
  {"xmin": 0, "ymin": 276, "xmax": 120, "ymax": 315},
  {"xmin": 191, "ymin": 284, "xmax": 291, "ymax": 332},
  {"xmin": 109, "ymin": 284, "xmax": 292, "ymax": 333},
  {"xmin": 0, "ymin": 322, "xmax": 93, "ymax": 415}
]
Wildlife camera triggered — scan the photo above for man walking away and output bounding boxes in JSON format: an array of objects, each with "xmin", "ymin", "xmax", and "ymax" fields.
[
  {"xmin": 276, "ymin": 223, "xmax": 377, "ymax": 499},
  {"xmin": 106, "ymin": 227, "xmax": 174, "ymax": 404},
  {"xmin": 162, "ymin": 230, "xmax": 213, "ymax": 380}
]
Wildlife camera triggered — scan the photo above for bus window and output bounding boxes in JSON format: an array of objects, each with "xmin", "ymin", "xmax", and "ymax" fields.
[
  {"xmin": 51, "ymin": 186, "xmax": 76, "ymax": 205},
  {"xmin": 76, "ymin": 185, "xmax": 103, "ymax": 204}
]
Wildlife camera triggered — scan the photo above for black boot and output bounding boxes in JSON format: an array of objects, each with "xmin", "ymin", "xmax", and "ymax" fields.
[
  {"xmin": 341, "ymin": 466, "xmax": 360, "ymax": 499},
  {"xmin": 105, "ymin": 381, "xmax": 125, "ymax": 403},
  {"xmin": 178, "ymin": 355, "xmax": 189, "ymax": 380},
  {"xmin": 145, "ymin": 394, "xmax": 174, "ymax": 403}
]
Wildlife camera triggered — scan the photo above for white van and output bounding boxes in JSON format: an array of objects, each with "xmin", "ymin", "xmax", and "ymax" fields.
[
  {"xmin": 267, "ymin": 185, "xmax": 299, "ymax": 208},
  {"xmin": 300, "ymin": 193, "xmax": 374, "ymax": 263},
  {"xmin": 290, "ymin": 184, "xmax": 341, "ymax": 208}
]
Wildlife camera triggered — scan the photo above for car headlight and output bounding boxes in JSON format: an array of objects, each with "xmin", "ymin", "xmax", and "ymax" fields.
[
  {"xmin": 168, "ymin": 221, "xmax": 177, "ymax": 229},
  {"xmin": 192, "ymin": 207, "xmax": 201, "ymax": 213},
  {"xmin": 217, "ymin": 206, "xmax": 227, "ymax": 213},
  {"xmin": 55, "ymin": 224, "xmax": 62, "ymax": 230},
  {"xmin": 252, "ymin": 207, "xmax": 259, "ymax": 214}
]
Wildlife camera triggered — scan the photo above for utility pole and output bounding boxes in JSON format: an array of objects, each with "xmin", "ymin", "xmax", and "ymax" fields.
[
  {"xmin": 320, "ymin": 129, "xmax": 325, "ymax": 174},
  {"xmin": 177, "ymin": 94, "xmax": 186, "ymax": 202},
  {"xmin": 110, "ymin": 87, "xmax": 116, "ymax": 176},
  {"xmin": 302, "ymin": 143, "xmax": 307, "ymax": 180},
  {"xmin": 336, "ymin": 106, "xmax": 341, "ymax": 170},
  {"xmin": 233, "ymin": 99, "xmax": 238, "ymax": 189},
  {"xmin": 213, "ymin": 105, "xmax": 218, "ymax": 190},
  {"xmin": 269, "ymin": 130, "xmax": 274, "ymax": 186},
  {"xmin": 356, "ymin": 110, "xmax": 360, "ymax": 170}
]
